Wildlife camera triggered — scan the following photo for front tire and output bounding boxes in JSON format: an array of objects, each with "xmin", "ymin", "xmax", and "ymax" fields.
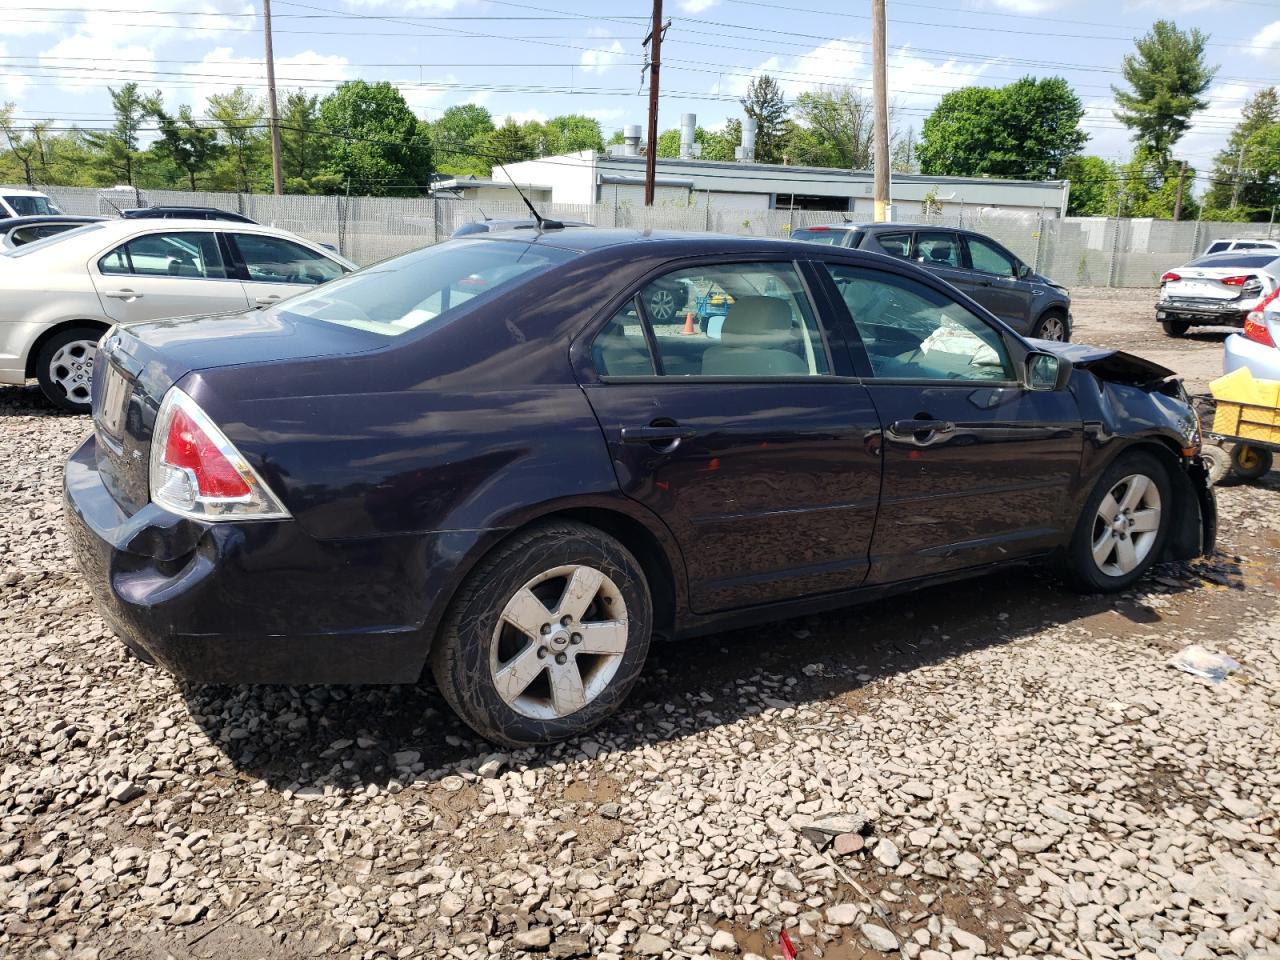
[
  {"xmin": 35, "ymin": 327, "xmax": 103, "ymax": 414},
  {"xmin": 1065, "ymin": 451, "xmax": 1173, "ymax": 593},
  {"xmin": 1161, "ymin": 318, "xmax": 1190, "ymax": 337},
  {"xmin": 1031, "ymin": 310, "xmax": 1070, "ymax": 342},
  {"xmin": 430, "ymin": 521, "xmax": 652, "ymax": 747}
]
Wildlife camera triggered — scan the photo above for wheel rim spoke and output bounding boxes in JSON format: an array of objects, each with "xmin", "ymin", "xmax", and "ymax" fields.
[
  {"xmin": 493, "ymin": 642, "xmax": 547, "ymax": 705},
  {"xmin": 1119, "ymin": 475, "xmax": 1148, "ymax": 512},
  {"xmin": 1092, "ymin": 531, "xmax": 1116, "ymax": 568},
  {"xmin": 1114, "ymin": 535, "xmax": 1138, "ymax": 573},
  {"xmin": 501, "ymin": 588, "xmax": 552, "ymax": 639},
  {"xmin": 557, "ymin": 566, "xmax": 604, "ymax": 621},
  {"xmin": 1130, "ymin": 508, "xmax": 1160, "ymax": 533},
  {"xmin": 1096, "ymin": 492, "xmax": 1120, "ymax": 523},
  {"xmin": 548, "ymin": 662, "xmax": 587, "ymax": 715},
  {"xmin": 576, "ymin": 619, "xmax": 629, "ymax": 655}
]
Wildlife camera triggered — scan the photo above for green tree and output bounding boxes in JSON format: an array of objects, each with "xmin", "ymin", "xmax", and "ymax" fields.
[
  {"xmin": 918, "ymin": 77, "xmax": 1087, "ymax": 179},
  {"xmin": 431, "ymin": 103, "xmax": 494, "ymax": 175},
  {"xmin": 150, "ymin": 103, "xmax": 221, "ymax": 191},
  {"xmin": 486, "ymin": 117, "xmax": 535, "ymax": 163},
  {"xmin": 1106, "ymin": 148, "xmax": 1197, "ymax": 219},
  {"xmin": 279, "ymin": 90, "xmax": 329, "ymax": 189},
  {"xmin": 206, "ymin": 87, "xmax": 266, "ymax": 192},
  {"xmin": 1113, "ymin": 20, "xmax": 1216, "ymax": 158},
  {"xmin": 83, "ymin": 83, "xmax": 155, "ymax": 185},
  {"xmin": 1203, "ymin": 87, "xmax": 1280, "ymax": 218},
  {"xmin": 1060, "ymin": 155, "xmax": 1115, "ymax": 216},
  {"xmin": 0, "ymin": 106, "xmax": 49, "ymax": 186},
  {"xmin": 522, "ymin": 114, "xmax": 603, "ymax": 156},
  {"xmin": 786, "ymin": 86, "xmax": 882, "ymax": 169},
  {"xmin": 700, "ymin": 119, "xmax": 741, "ymax": 162},
  {"xmin": 318, "ymin": 80, "xmax": 431, "ymax": 195},
  {"xmin": 741, "ymin": 75, "xmax": 788, "ymax": 163}
]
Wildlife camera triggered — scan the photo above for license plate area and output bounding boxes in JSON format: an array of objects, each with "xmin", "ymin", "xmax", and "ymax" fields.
[{"xmin": 98, "ymin": 364, "xmax": 131, "ymax": 438}]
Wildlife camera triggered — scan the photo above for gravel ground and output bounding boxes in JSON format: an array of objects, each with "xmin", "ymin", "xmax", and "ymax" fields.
[{"xmin": 2, "ymin": 290, "xmax": 1278, "ymax": 960}]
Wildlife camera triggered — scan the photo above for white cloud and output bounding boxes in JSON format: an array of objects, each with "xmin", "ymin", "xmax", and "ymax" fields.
[
  {"xmin": 585, "ymin": 107, "xmax": 626, "ymax": 123},
  {"xmin": 970, "ymin": 0, "xmax": 1067, "ymax": 11},
  {"xmin": 579, "ymin": 39, "xmax": 626, "ymax": 75},
  {"xmin": 38, "ymin": 36, "xmax": 158, "ymax": 95},
  {"xmin": 677, "ymin": 0, "xmax": 719, "ymax": 11},
  {"xmin": 0, "ymin": 44, "xmax": 32, "ymax": 99},
  {"xmin": 1248, "ymin": 21, "xmax": 1280, "ymax": 59},
  {"xmin": 340, "ymin": 0, "xmax": 463, "ymax": 9},
  {"xmin": 177, "ymin": 47, "xmax": 352, "ymax": 111},
  {"xmin": 504, "ymin": 109, "xmax": 548, "ymax": 125}
]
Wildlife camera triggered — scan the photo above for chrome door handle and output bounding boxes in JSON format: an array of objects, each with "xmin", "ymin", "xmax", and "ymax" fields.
[
  {"xmin": 887, "ymin": 419, "xmax": 955, "ymax": 445},
  {"xmin": 104, "ymin": 289, "xmax": 142, "ymax": 301},
  {"xmin": 621, "ymin": 422, "xmax": 696, "ymax": 454}
]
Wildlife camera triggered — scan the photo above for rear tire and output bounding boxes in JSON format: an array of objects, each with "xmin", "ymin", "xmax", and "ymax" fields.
[
  {"xmin": 1065, "ymin": 451, "xmax": 1173, "ymax": 593},
  {"xmin": 35, "ymin": 326, "xmax": 104, "ymax": 414},
  {"xmin": 1161, "ymin": 318, "xmax": 1190, "ymax": 337},
  {"xmin": 429, "ymin": 521, "xmax": 652, "ymax": 747},
  {"xmin": 1031, "ymin": 310, "xmax": 1070, "ymax": 342},
  {"xmin": 1230, "ymin": 444, "xmax": 1273, "ymax": 481}
]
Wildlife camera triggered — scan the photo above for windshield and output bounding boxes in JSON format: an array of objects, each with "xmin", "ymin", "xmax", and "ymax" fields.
[
  {"xmin": 3, "ymin": 194, "xmax": 57, "ymax": 216},
  {"xmin": 3, "ymin": 222, "xmax": 105, "ymax": 257},
  {"xmin": 792, "ymin": 228, "xmax": 854, "ymax": 246},
  {"xmin": 277, "ymin": 239, "xmax": 574, "ymax": 337}
]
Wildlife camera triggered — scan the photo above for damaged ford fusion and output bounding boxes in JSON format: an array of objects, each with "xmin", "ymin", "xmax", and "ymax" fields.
[{"xmin": 64, "ymin": 230, "xmax": 1216, "ymax": 747}]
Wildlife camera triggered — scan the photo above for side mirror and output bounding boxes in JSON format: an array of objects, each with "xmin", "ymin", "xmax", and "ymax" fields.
[
  {"xmin": 1018, "ymin": 263, "xmax": 1034, "ymax": 280},
  {"xmin": 1025, "ymin": 351, "xmax": 1069, "ymax": 391}
]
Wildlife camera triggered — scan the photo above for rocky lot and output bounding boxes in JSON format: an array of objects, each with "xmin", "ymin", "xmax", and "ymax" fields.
[{"xmin": 1, "ymin": 289, "xmax": 1278, "ymax": 960}]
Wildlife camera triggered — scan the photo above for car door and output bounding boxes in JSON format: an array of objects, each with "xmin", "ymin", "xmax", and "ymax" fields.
[
  {"xmin": 818, "ymin": 260, "xmax": 1083, "ymax": 585},
  {"xmin": 910, "ymin": 230, "xmax": 975, "ymax": 297},
  {"xmin": 577, "ymin": 259, "xmax": 883, "ymax": 614},
  {"xmin": 226, "ymin": 231, "xmax": 347, "ymax": 309},
  {"xmin": 961, "ymin": 233, "xmax": 1036, "ymax": 332},
  {"xmin": 91, "ymin": 229, "xmax": 250, "ymax": 324}
]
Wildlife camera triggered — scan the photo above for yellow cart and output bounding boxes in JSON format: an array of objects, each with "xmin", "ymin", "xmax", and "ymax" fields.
[{"xmin": 1192, "ymin": 367, "xmax": 1280, "ymax": 483}]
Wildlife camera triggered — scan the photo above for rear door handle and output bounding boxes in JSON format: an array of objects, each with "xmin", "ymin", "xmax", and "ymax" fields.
[
  {"xmin": 621, "ymin": 425, "xmax": 697, "ymax": 443},
  {"xmin": 103, "ymin": 289, "xmax": 142, "ymax": 301}
]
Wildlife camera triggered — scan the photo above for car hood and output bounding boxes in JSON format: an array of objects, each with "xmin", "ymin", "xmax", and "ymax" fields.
[{"xmin": 1032, "ymin": 340, "xmax": 1178, "ymax": 386}]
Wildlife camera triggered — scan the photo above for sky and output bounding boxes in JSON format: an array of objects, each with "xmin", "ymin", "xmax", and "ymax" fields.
[{"xmin": 3, "ymin": 0, "xmax": 1279, "ymax": 180}]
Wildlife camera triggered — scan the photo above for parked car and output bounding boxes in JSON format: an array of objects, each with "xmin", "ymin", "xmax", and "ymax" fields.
[
  {"xmin": 0, "ymin": 214, "xmax": 104, "ymax": 250},
  {"xmin": 0, "ymin": 218, "xmax": 355, "ymax": 412},
  {"xmin": 0, "ymin": 187, "xmax": 62, "ymax": 218},
  {"xmin": 1202, "ymin": 237, "xmax": 1280, "ymax": 256},
  {"xmin": 121, "ymin": 206, "xmax": 258, "ymax": 224},
  {"xmin": 1223, "ymin": 288, "xmax": 1280, "ymax": 380},
  {"xmin": 64, "ymin": 230, "xmax": 1215, "ymax": 746},
  {"xmin": 791, "ymin": 223, "xmax": 1072, "ymax": 341},
  {"xmin": 1157, "ymin": 252, "xmax": 1280, "ymax": 336}
]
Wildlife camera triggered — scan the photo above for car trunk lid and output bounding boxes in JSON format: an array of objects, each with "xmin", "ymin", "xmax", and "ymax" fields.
[{"xmin": 91, "ymin": 308, "xmax": 383, "ymax": 517}]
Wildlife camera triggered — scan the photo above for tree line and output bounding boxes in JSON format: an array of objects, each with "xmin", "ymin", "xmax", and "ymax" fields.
[{"xmin": 2, "ymin": 18, "xmax": 1277, "ymax": 221}]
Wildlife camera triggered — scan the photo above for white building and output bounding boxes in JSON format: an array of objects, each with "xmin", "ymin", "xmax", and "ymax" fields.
[{"xmin": 491, "ymin": 151, "xmax": 1071, "ymax": 220}]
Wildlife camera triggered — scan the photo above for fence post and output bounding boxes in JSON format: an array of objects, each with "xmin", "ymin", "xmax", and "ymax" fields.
[
  {"xmin": 1191, "ymin": 218, "xmax": 1202, "ymax": 257},
  {"xmin": 336, "ymin": 193, "xmax": 346, "ymax": 258},
  {"xmin": 432, "ymin": 196, "xmax": 439, "ymax": 245},
  {"xmin": 1106, "ymin": 218, "xmax": 1121, "ymax": 289},
  {"xmin": 1033, "ymin": 213, "xmax": 1044, "ymax": 272}
]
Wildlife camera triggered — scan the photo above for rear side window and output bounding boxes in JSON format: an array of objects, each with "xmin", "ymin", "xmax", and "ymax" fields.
[
  {"xmin": 1205, "ymin": 242, "xmax": 1229, "ymax": 254},
  {"xmin": 875, "ymin": 232, "xmax": 912, "ymax": 258},
  {"xmin": 230, "ymin": 233, "xmax": 344, "ymax": 285},
  {"xmin": 914, "ymin": 231, "xmax": 962, "ymax": 268},
  {"xmin": 595, "ymin": 262, "xmax": 830, "ymax": 378},
  {"xmin": 98, "ymin": 231, "xmax": 227, "ymax": 278},
  {"xmin": 278, "ymin": 239, "xmax": 573, "ymax": 338},
  {"xmin": 11, "ymin": 224, "xmax": 74, "ymax": 246}
]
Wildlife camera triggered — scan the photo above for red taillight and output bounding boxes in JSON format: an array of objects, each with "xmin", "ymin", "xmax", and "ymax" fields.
[
  {"xmin": 164, "ymin": 406, "xmax": 252, "ymax": 499},
  {"xmin": 1244, "ymin": 289, "xmax": 1278, "ymax": 346},
  {"xmin": 150, "ymin": 388, "xmax": 290, "ymax": 520},
  {"xmin": 1221, "ymin": 275, "xmax": 1253, "ymax": 286},
  {"xmin": 1161, "ymin": 272, "xmax": 1180, "ymax": 283}
]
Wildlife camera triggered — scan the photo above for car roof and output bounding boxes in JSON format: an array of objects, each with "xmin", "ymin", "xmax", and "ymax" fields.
[
  {"xmin": 0, "ymin": 215, "xmax": 103, "ymax": 228},
  {"xmin": 469, "ymin": 228, "xmax": 890, "ymax": 259}
]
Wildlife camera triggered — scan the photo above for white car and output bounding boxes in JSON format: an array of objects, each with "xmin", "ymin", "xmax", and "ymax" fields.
[
  {"xmin": 1202, "ymin": 237, "xmax": 1280, "ymax": 256},
  {"xmin": 0, "ymin": 187, "xmax": 62, "ymax": 218},
  {"xmin": 0, "ymin": 218, "xmax": 355, "ymax": 412},
  {"xmin": 1157, "ymin": 252, "xmax": 1280, "ymax": 337}
]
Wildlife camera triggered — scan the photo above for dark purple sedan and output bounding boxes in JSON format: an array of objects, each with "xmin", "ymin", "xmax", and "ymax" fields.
[{"xmin": 64, "ymin": 229, "xmax": 1216, "ymax": 745}]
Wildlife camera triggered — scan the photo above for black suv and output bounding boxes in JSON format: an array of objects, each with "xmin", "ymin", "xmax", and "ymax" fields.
[{"xmin": 792, "ymin": 223, "xmax": 1072, "ymax": 341}]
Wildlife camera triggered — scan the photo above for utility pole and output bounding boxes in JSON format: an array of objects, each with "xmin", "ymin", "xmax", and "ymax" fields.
[
  {"xmin": 1230, "ymin": 143, "xmax": 1244, "ymax": 210},
  {"xmin": 643, "ymin": 0, "xmax": 664, "ymax": 206},
  {"xmin": 1172, "ymin": 161, "xmax": 1188, "ymax": 221},
  {"xmin": 871, "ymin": 0, "xmax": 890, "ymax": 222},
  {"xmin": 263, "ymin": 0, "xmax": 284, "ymax": 196}
]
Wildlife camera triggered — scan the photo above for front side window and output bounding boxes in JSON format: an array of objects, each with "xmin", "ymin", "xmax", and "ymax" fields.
[
  {"xmin": 825, "ymin": 264, "xmax": 1013, "ymax": 382},
  {"xmin": 593, "ymin": 300, "xmax": 656, "ymax": 377},
  {"xmin": 965, "ymin": 235, "xmax": 1018, "ymax": 277},
  {"xmin": 601, "ymin": 262, "xmax": 830, "ymax": 378},
  {"xmin": 914, "ymin": 231, "xmax": 961, "ymax": 268},
  {"xmin": 875, "ymin": 232, "xmax": 912, "ymax": 258},
  {"xmin": 98, "ymin": 231, "xmax": 226, "ymax": 278},
  {"xmin": 231, "ymin": 233, "xmax": 345, "ymax": 285}
]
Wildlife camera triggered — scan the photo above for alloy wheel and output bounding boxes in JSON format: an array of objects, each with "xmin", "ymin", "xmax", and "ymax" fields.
[
  {"xmin": 1091, "ymin": 474, "xmax": 1162, "ymax": 577},
  {"xmin": 1038, "ymin": 315, "xmax": 1067, "ymax": 341},
  {"xmin": 49, "ymin": 340, "xmax": 97, "ymax": 406},
  {"xmin": 648, "ymin": 288, "xmax": 676, "ymax": 322},
  {"xmin": 489, "ymin": 564, "xmax": 629, "ymax": 720}
]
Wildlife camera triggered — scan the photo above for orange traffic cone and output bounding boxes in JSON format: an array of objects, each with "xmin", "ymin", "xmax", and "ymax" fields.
[{"xmin": 681, "ymin": 311, "xmax": 697, "ymax": 336}]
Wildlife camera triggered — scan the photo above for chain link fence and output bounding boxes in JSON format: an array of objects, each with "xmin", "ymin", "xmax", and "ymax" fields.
[{"xmin": 37, "ymin": 184, "xmax": 1278, "ymax": 286}]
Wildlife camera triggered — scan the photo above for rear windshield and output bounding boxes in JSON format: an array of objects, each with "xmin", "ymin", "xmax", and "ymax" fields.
[
  {"xmin": 791, "ymin": 228, "xmax": 854, "ymax": 246},
  {"xmin": 3, "ymin": 222, "xmax": 104, "ymax": 257},
  {"xmin": 1187, "ymin": 253, "xmax": 1280, "ymax": 269},
  {"xmin": 3, "ymin": 194, "xmax": 56, "ymax": 216},
  {"xmin": 277, "ymin": 239, "xmax": 574, "ymax": 337}
]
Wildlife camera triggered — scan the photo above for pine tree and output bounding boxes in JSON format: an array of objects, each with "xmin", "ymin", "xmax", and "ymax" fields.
[
  {"xmin": 741, "ymin": 75, "xmax": 789, "ymax": 164},
  {"xmin": 1112, "ymin": 20, "xmax": 1215, "ymax": 159}
]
